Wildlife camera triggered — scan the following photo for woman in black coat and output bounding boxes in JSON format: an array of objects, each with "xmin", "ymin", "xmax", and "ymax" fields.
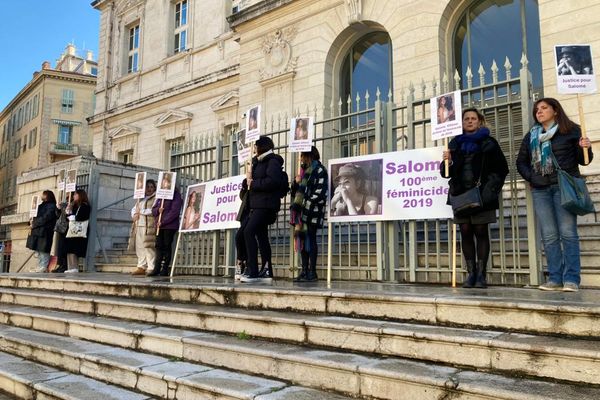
[
  {"xmin": 26, "ymin": 190, "xmax": 58, "ymax": 272},
  {"xmin": 441, "ymin": 108, "xmax": 509, "ymax": 288},
  {"xmin": 238, "ymin": 135, "xmax": 285, "ymax": 283},
  {"xmin": 64, "ymin": 189, "xmax": 91, "ymax": 273}
]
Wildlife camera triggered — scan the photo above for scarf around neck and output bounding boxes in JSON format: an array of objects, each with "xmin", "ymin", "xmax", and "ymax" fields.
[
  {"xmin": 455, "ymin": 127, "xmax": 490, "ymax": 154},
  {"xmin": 530, "ymin": 123, "xmax": 558, "ymax": 175},
  {"xmin": 290, "ymin": 160, "xmax": 317, "ymax": 252}
]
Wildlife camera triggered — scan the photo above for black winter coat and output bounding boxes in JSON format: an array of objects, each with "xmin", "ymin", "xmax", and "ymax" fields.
[
  {"xmin": 441, "ymin": 135, "xmax": 509, "ymax": 211},
  {"xmin": 27, "ymin": 201, "xmax": 58, "ymax": 253},
  {"xmin": 516, "ymin": 126, "xmax": 593, "ymax": 188},
  {"xmin": 242, "ymin": 152, "xmax": 285, "ymax": 211},
  {"xmin": 65, "ymin": 202, "xmax": 91, "ymax": 258}
]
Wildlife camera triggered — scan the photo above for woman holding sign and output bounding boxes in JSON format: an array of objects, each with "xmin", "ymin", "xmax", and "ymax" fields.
[
  {"xmin": 290, "ymin": 146, "xmax": 328, "ymax": 282},
  {"xmin": 517, "ymin": 98, "xmax": 592, "ymax": 292},
  {"xmin": 26, "ymin": 190, "xmax": 58, "ymax": 272},
  {"xmin": 441, "ymin": 108, "xmax": 508, "ymax": 289},
  {"xmin": 64, "ymin": 189, "xmax": 91, "ymax": 273}
]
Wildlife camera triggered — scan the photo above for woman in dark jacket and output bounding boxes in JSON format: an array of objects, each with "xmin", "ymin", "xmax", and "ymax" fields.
[
  {"xmin": 27, "ymin": 190, "xmax": 58, "ymax": 272},
  {"xmin": 64, "ymin": 189, "xmax": 91, "ymax": 273},
  {"xmin": 517, "ymin": 97, "xmax": 593, "ymax": 292},
  {"xmin": 441, "ymin": 108, "xmax": 509, "ymax": 288},
  {"xmin": 51, "ymin": 199, "xmax": 69, "ymax": 273},
  {"xmin": 238, "ymin": 135, "xmax": 285, "ymax": 283},
  {"xmin": 290, "ymin": 146, "xmax": 328, "ymax": 282}
]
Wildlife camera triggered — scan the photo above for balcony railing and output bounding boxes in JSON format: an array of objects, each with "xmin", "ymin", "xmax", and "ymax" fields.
[{"xmin": 49, "ymin": 142, "xmax": 80, "ymax": 155}]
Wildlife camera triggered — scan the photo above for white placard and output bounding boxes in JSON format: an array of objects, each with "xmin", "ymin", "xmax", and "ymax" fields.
[
  {"xmin": 245, "ymin": 105, "xmax": 261, "ymax": 144},
  {"xmin": 29, "ymin": 195, "xmax": 40, "ymax": 218},
  {"xmin": 65, "ymin": 169, "xmax": 77, "ymax": 192},
  {"xmin": 289, "ymin": 117, "xmax": 314, "ymax": 153},
  {"xmin": 156, "ymin": 171, "xmax": 177, "ymax": 200},
  {"xmin": 430, "ymin": 90, "xmax": 462, "ymax": 142},
  {"xmin": 179, "ymin": 175, "xmax": 244, "ymax": 232},
  {"xmin": 555, "ymin": 44, "xmax": 597, "ymax": 94},
  {"xmin": 134, "ymin": 172, "xmax": 147, "ymax": 199},
  {"xmin": 328, "ymin": 147, "xmax": 452, "ymax": 223},
  {"xmin": 57, "ymin": 169, "xmax": 66, "ymax": 191},
  {"xmin": 237, "ymin": 129, "xmax": 252, "ymax": 167}
]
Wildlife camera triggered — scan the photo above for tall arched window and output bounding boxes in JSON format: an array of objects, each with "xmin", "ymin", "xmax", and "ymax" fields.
[
  {"xmin": 340, "ymin": 32, "xmax": 392, "ymax": 115},
  {"xmin": 454, "ymin": 0, "xmax": 542, "ymax": 93}
]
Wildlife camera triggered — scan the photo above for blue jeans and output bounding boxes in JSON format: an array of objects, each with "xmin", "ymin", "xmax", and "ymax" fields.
[
  {"xmin": 531, "ymin": 185, "xmax": 581, "ymax": 285},
  {"xmin": 37, "ymin": 252, "xmax": 50, "ymax": 270}
]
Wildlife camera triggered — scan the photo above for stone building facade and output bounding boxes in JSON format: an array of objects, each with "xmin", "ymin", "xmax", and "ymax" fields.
[
  {"xmin": 0, "ymin": 45, "xmax": 97, "ymax": 241},
  {"xmin": 89, "ymin": 0, "xmax": 600, "ymax": 174}
]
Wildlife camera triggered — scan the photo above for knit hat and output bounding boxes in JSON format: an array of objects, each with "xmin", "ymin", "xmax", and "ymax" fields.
[{"xmin": 255, "ymin": 136, "xmax": 274, "ymax": 155}]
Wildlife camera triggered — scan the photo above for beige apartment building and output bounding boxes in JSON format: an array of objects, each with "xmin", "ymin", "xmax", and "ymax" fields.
[
  {"xmin": 89, "ymin": 0, "xmax": 600, "ymax": 171},
  {"xmin": 0, "ymin": 45, "xmax": 97, "ymax": 241}
]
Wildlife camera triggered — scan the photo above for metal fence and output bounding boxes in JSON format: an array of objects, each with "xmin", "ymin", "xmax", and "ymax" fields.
[{"xmin": 170, "ymin": 54, "xmax": 540, "ymax": 285}]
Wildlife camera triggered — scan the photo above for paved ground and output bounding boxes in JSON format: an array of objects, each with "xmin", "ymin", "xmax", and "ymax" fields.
[{"xmin": 5, "ymin": 272, "xmax": 600, "ymax": 306}]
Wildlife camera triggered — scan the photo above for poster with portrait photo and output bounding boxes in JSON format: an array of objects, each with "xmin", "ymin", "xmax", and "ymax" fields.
[
  {"xmin": 180, "ymin": 183, "xmax": 207, "ymax": 232},
  {"xmin": 134, "ymin": 171, "xmax": 147, "ymax": 199},
  {"xmin": 237, "ymin": 129, "xmax": 252, "ymax": 167},
  {"xmin": 156, "ymin": 171, "xmax": 177, "ymax": 200},
  {"xmin": 29, "ymin": 195, "xmax": 40, "ymax": 218},
  {"xmin": 57, "ymin": 169, "xmax": 66, "ymax": 191},
  {"xmin": 65, "ymin": 169, "xmax": 77, "ymax": 192},
  {"xmin": 430, "ymin": 90, "xmax": 462, "ymax": 142},
  {"xmin": 328, "ymin": 157, "xmax": 384, "ymax": 223},
  {"xmin": 245, "ymin": 105, "xmax": 261, "ymax": 144},
  {"xmin": 555, "ymin": 44, "xmax": 597, "ymax": 94},
  {"xmin": 328, "ymin": 148, "xmax": 453, "ymax": 223},
  {"xmin": 289, "ymin": 117, "xmax": 314, "ymax": 152}
]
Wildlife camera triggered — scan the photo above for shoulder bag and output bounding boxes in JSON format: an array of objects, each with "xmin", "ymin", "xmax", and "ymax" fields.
[
  {"xmin": 448, "ymin": 155, "xmax": 485, "ymax": 217},
  {"xmin": 550, "ymin": 152, "xmax": 595, "ymax": 216},
  {"xmin": 66, "ymin": 206, "xmax": 89, "ymax": 238}
]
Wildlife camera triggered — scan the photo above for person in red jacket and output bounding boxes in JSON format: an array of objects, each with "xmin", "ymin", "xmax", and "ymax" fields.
[{"xmin": 150, "ymin": 188, "xmax": 183, "ymax": 276}]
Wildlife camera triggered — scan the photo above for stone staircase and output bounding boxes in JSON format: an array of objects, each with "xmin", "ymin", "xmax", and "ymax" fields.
[{"xmin": 0, "ymin": 274, "xmax": 599, "ymax": 399}]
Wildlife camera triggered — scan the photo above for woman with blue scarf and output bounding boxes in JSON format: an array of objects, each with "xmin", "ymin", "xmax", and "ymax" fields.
[
  {"xmin": 442, "ymin": 108, "xmax": 509, "ymax": 288},
  {"xmin": 517, "ymin": 98, "xmax": 592, "ymax": 292}
]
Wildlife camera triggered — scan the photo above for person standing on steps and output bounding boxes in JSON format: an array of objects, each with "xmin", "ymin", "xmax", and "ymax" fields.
[
  {"xmin": 290, "ymin": 146, "xmax": 328, "ymax": 282},
  {"xmin": 239, "ymin": 136, "xmax": 285, "ymax": 283},
  {"xmin": 517, "ymin": 98, "xmax": 593, "ymax": 292},
  {"xmin": 130, "ymin": 180, "xmax": 157, "ymax": 276},
  {"xmin": 64, "ymin": 189, "xmax": 91, "ymax": 274},
  {"xmin": 441, "ymin": 108, "xmax": 508, "ymax": 289},
  {"xmin": 149, "ymin": 187, "xmax": 183, "ymax": 276},
  {"xmin": 26, "ymin": 190, "xmax": 58, "ymax": 272}
]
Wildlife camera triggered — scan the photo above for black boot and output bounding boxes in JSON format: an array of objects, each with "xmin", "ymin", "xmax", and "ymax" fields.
[
  {"xmin": 462, "ymin": 260, "xmax": 476, "ymax": 288},
  {"xmin": 474, "ymin": 260, "xmax": 487, "ymax": 288},
  {"xmin": 294, "ymin": 266, "xmax": 308, "ymax": 282},
  {"xmin": 305, "ymin": 265, "xmax": 318, "ymax": 282}
]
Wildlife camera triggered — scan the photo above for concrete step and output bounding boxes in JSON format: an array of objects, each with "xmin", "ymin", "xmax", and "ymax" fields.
[
  {"xmin": 95, "ymin": 263, "xmax": 137, "ymax": 273},
  {"xmin": 1, "ymin": 323, "xmax": 599, "ymax": 400},
  {"xmin": 1, "ymin": 302, "xmax": 599, "ymax": 385},
  {"xmin": 0, "ymin": 351, "xmax": 150, "ymax": 400},
  {"xmin": 0, "ymin": 325, "xmax": 349, "ymax": 400},
  {"xmin": 0, "ymin": 276, "xmax": 599, "ymax": 338}
]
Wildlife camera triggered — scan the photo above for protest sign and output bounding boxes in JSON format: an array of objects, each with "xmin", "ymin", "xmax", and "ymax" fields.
[{"xmin": 289, "ymin": 117, "xmax": 313, "ymax": 152}]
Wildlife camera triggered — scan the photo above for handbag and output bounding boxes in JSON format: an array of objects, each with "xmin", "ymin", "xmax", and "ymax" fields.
[
  {"xmin": 551, "ymin": 152, "xmax": 595, "ymax": 216},
  {"xmin": 448, "ymin": 154, "xmax": 485, "ymax": 217},
  {"xmin": 449, "ymin": 186, "xmax": 483, "ymax": 217},
  {"xmin": 66, "ymin": 206, "xmax": 89, "ymax": 238},
  {"xmin": 55, "ymin": 207, "xmax": 69, "ymax": 234}
]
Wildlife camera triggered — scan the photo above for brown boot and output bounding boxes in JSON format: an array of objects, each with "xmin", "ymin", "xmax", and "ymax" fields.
[{"xmin": 131, "ymin": 267, "xmax": 146, "ymax": 276}]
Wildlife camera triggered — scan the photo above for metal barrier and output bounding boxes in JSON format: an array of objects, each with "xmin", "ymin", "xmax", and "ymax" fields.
[{"xmin": 169, "ymin": 54, "xmax": 539, "ymax": 285}]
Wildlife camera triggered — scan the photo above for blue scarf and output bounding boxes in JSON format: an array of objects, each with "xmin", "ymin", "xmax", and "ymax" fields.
[
  {"xmin": 455, "ymin": 127, "xmax": 490, "ymax": 154},
  {"xmin": 529, "ymin": 123, "xmax": 558, "ymax": 176}
]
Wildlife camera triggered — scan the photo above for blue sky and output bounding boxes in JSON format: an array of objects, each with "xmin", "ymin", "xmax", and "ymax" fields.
[{"xmin": 0, "ymin": 1, "xmax": 100, "ymax": 111}]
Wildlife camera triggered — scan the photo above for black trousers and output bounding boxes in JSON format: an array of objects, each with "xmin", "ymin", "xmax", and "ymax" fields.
[
  {"xmin": 55, "ymin": 231, "xmax": 68, "ymax": 268},
  {"xmin": 240, "ymin": 209, "xmax": 276, "ymax": 277},
  {"xmin": 155, "ymin": 229, "xmax": 177, "ymax": 273},
  {"xmin": 300, "ymin": 224, "xmax": 319, "ymax": 272}
]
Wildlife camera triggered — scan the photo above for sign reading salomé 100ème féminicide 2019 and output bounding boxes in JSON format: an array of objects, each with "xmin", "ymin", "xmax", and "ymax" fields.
[{"xmin": 328, "ymin": 147, "xmax": 453, "ymax": 223}]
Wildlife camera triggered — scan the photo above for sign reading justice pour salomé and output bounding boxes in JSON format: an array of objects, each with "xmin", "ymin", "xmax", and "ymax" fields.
[{"xmin": 328, "ymin": 147, "xmax": 453, "ymax": 222}]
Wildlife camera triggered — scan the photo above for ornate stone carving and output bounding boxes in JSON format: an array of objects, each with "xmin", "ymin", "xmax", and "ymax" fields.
[
  {"xmin": 344, "ymin": 0, "xmax": 362, "ymax": 24},
  {"xmin": 259, "ymin": 27, "xmax": 298, "ymax": 81}
]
